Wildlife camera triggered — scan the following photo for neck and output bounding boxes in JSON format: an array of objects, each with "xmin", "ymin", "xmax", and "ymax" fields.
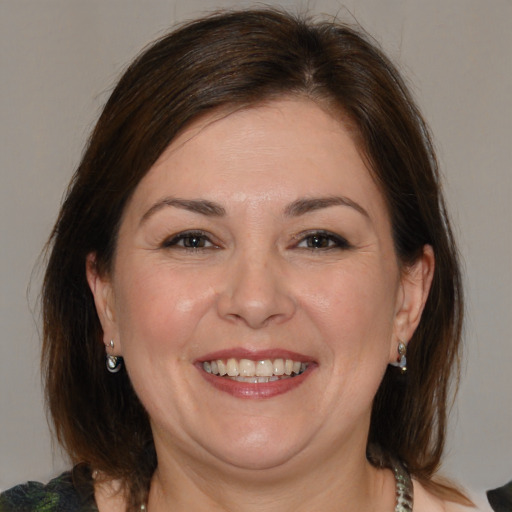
[{"xmin": 147, "ymin": 441, "xmax": 396, "ymax": 512}]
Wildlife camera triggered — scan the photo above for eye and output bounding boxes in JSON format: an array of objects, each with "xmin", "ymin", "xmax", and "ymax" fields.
[
  {"xmin": 295, "ymin": 231, "xmax": 351, "ymax": 250},
  {"xmin": 162, "ymin": 231, "xmax": 217, "ymax": 250}
]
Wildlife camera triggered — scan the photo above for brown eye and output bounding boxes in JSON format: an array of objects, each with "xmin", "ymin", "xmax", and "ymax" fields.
[
  {"xmin": 296, "ymin": 231, "xmax": 351, "ymax": 250},
  {"xmin": 307, "ymin": 234, "xmax": 331, "ymax": 248},
  {"xmin": 182, "ymin": 235, "xmax": 207, "ymax": 248},
  {"xmin": 163, "ymin": 231, "xmax": 215, "ymax": 250}
]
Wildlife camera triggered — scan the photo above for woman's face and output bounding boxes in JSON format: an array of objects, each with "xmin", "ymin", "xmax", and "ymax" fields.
[{"xmin": 89, "ymin": 98, "xmax": 431, "ymax": 476}]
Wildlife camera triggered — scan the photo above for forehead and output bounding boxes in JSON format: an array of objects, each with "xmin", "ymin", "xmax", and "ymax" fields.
[{"xmin": 125, "ymin": 98, "xmax": 388, "ymax": 220}]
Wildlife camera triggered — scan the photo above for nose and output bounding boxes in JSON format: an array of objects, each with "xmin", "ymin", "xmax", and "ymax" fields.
[{"xmin": 216, "ymin": 252, "xmax": 296, "ymax": 329}]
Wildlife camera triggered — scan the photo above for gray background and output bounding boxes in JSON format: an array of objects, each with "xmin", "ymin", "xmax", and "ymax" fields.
[{"xmin": 1, "ymin": 0, "xmax": 510, "ymax": 501}]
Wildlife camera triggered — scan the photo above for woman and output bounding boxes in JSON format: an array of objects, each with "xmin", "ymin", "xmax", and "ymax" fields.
[{"xmin": 0, "ymin": 8, "xmax": 478, "ymax": 512}]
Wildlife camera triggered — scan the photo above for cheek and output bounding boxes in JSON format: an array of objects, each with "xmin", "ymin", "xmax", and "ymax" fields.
[
  {"xmin": 113, "ymin": 262, "xmax": 217, "ymax": 358},
  {"xmin": 298, "ymin": 262, "xmax": 398, "ymax": 358}
]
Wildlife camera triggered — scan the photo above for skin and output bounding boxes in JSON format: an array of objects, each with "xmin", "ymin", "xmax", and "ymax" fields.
[{"xmin": 87, "ymin": 98, "xmax": 434, "ymax": 512}]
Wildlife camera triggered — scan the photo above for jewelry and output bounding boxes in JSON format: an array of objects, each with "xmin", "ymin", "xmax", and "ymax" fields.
[
  {"xmin": 393, "ymin": 459, "xmax": 414, "ymax": 511},
  {"xmin": 138, "ymin": 459, "xmax": 413, "ymax": 511},
  {"xmin": 390, "ymin": 341, "xmax": 407, "ymax": 374},
  {"xmin": 105, "ymin": 340, "xmax": 122, "ymax": 373},
  {"xmin": 106, "ymin": 354, "xmax": 122, "ymax": 373}
]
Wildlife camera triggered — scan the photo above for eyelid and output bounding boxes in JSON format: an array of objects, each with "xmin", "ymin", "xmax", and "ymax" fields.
[
  {"xmin": 293, "ymin": 229, "xmax": 352, "ymax": 250},
  {"xmin": 161, "ymin": 230, "xmax": 219, "ymax": 249}
]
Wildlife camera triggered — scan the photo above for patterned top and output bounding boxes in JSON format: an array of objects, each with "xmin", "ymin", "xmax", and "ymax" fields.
[{"xmin": 0, "ymin": 466, "xmax": 97, "ymax": 512}]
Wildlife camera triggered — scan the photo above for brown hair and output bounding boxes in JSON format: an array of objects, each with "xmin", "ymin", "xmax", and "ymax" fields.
[{"xmin": 42, "ymin": 8, "xmax": 464, "ymax": 510}]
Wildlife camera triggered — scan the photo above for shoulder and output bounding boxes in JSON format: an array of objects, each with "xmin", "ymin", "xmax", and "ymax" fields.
[
  {"xmin": 414, "ymin": 479, "xmax": 494, "ymax": 512},
  {"xmin": 487, "ymin": 480, "xmax": 512, "ymax": 512},
  {"xmin": 0, "ymin": 468, "xmax": 97, "ymax": 512}
]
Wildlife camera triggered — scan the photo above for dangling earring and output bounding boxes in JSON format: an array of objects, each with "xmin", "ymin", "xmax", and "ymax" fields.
[
  {"xmin": 390, "ymin": 341, "xmax": 407, "ymax": 374},
  {"xmin": 106, "ymin": 339, "xmax": 122, "ymax": 373}
]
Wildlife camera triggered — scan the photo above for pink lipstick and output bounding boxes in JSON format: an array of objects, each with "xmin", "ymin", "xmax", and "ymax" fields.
[{"xmin": 196, "ymin": 349, "xmax": 316, "ymax": 399}]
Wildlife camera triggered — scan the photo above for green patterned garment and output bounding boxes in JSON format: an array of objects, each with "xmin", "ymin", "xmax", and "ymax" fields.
[{"xmin": 0, "ymin": 466, "xmax": 98, "ymax": 512}]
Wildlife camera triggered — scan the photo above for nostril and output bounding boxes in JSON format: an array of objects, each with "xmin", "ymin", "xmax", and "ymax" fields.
[{"xmin": 216, "ymin": 280, "xmax": 296, "ymax": 328}]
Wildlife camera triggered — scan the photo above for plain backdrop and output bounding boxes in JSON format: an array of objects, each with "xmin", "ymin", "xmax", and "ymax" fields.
[{"xmin": 1, "ymin": 0, "xmax": 511, "ymax": 502}]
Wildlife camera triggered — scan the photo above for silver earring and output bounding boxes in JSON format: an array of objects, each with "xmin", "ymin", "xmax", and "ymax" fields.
[
  {"xmin": 106, "ymin": 354, "xmax": 122, "ymax": 373},
  {"xmin": 106, "ymin": 340, "xmax": 122, "ymax": 373},
  {"xmin": 390, "ymin": 341, "xmax": 407, "ymax": 374}
]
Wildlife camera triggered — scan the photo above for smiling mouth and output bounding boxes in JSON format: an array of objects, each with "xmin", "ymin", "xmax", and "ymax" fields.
[{"xmin": 202, "ymin": 358, "xmax": 308, "ymax": 383}]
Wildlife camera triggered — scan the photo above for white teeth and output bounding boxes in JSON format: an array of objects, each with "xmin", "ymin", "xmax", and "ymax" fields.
[
  {"xmin": 231, "ymin": 375, "xmax": 281, "ymax": 383},
  {"xmin": 256, "ymin": 359, "xmax": 273, "ymax": 377},
  {"xmin": 239, "ymin": 359, "xmax": 256, "ymax": 377},
  {"xmin": 217, "ymin": 360, "xmax": 227, "ymax": 376},
  {"xmin": 203, "ymin": 358, "xmax": 308, "ymax": 379},
  {"xmin": 233, "ymin": 376, "xmax": 256, "ymax": 383},
  {"xmin": 273, "ymin": 358, "xmax": 284, "ymax": 375},
  {"xmin": 226, "ymin": 358, "xmax": 238, "ymax": 377}
]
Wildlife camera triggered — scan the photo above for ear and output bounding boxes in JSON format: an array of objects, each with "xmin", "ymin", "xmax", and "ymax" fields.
[
  {"xmin": 86, "ymin": 253, "xmax": 122, "ymax": 355},
  {"xmin": 390, "ymin": 245, "xmax": 435, "ymax": 361}
]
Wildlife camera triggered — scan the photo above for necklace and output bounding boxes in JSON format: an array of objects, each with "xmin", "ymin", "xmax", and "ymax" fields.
[
  {"xmin": 393, "ymin": 460, "xmax": 414, "ymax": 511},
  {"xmin": 140, "ymin": 460, "xmax": 413, "ymax": 511}
]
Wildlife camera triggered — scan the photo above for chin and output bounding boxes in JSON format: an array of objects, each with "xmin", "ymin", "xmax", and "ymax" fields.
[{"xmin": 193, "ymin": 418, "xmax": 315, "ymax": 473}]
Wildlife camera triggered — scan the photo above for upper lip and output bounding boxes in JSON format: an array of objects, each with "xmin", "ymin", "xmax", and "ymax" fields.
[{"xmin": 196, "ymin": 348, "xmax": 315, "ymax": 363}]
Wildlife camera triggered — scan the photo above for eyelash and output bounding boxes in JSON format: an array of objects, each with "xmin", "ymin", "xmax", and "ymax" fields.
[
  {"xmin": 294, "ymin": 230, "xmax": 351, "ymax": 251},
  {"xmin": 162, "ymin": 231, "xmax": 217, "ymax": 251},
  {"xmin": 161, "ymin": 230, "xmax": 351, "ymax": 252}
]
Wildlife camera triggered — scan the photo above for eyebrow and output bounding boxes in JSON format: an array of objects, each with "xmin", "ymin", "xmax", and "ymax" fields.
[
  {"xmin": 140, "ymin": 194, "xmax": 369, "ymax": 225},
  {"xmin": 140, "ymin": 198, "xmax": 226, "ymax": 224},
  {"xmin": 284, "ymin": 196, "xmax": 369, "ymax": 218}
]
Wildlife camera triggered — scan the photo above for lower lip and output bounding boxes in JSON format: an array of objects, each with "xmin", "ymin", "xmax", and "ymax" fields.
[{"xmin": 197, "ymin": 365, "xmax": 315, "ymax": 399}]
